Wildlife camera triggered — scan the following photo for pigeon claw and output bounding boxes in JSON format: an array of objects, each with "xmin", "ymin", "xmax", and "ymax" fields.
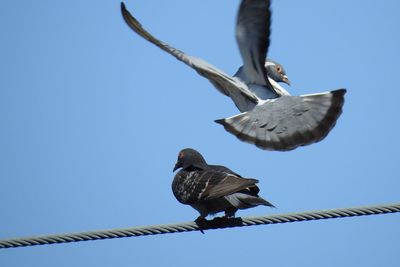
[
  {"xmin": 195, "ymin": 216, "xmax": 208, "ymax": 234},
  {"xmin": 195, "ymin": 216, "xmax": 244, "ymax": 233}
]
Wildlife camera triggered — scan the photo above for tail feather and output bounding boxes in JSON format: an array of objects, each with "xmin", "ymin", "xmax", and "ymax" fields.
[
  {"xmin": 224, "ymin": 193, "xmax": 275, "ymax": 210},
  {"xmin": 215, "ymin": 89, "xmax": 346, "ymax": 151}
]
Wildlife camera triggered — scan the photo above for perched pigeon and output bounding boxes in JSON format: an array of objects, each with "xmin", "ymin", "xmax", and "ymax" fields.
[
  {"xmin": 172, "ymin": 148, "xmax": 274, "ymax": 220},
  {"xmin": 121, "ymin": 1, "xmax": 346, "ymax": 151}
]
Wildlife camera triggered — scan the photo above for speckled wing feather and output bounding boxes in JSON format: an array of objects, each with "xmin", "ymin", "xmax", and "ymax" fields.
[
  {"xmin": 201, "ymin": 173, "xmax": 258, "ymax": 200},
  {"xmin": 172, "ymin": 170, "xmax": 258, "ymax": 205},
  {"xmin": 208, "ymin": 164, "xmax": 241, "ymax": 177}
]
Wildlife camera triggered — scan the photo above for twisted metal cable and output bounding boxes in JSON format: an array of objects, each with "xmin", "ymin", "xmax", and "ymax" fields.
[{"xmin": 1, "ymin": 203, "xmax": 399, "ymax": 249}]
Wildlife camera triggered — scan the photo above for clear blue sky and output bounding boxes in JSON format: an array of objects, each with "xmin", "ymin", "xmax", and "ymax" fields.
[{"xmin": 1, "ymin": 0, "xmax": 399, "ymax": 266}]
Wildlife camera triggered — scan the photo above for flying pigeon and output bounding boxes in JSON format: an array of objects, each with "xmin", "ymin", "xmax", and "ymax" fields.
[
  {"xmin": 121, "ymin": 1, "xmax": 346, "ymax": 151},
  {"xmin": 172, "ymin": 148, "xmax": 274, "ymax": 220}
]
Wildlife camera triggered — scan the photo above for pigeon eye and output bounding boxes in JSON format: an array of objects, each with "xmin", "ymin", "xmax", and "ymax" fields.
[{"xmin": 276, "ymin": 66, "xmax": 282, "ymax": 73}]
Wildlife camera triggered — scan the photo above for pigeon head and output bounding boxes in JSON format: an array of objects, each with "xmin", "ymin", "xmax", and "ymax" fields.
[
  {"xmin": 265, "ymin": 59, "xmax": 291, "ymax": 86},
  {"xmin": 173, "ymin": 148, "xmax": 208, "ymax": 172}
]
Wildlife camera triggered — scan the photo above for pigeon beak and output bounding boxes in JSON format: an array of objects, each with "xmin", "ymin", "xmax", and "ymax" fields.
[
  {"xmin": 173, "ymin": 162, "xmax": 180, "ymax": 172},
  {"xmin": 282, "ymin": 75, "xmax": 291, "ymax": 86}
]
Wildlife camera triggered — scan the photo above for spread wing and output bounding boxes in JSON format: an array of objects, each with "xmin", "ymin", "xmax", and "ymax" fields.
[
  {"xmin": 216, "ymin": 89, "xmax": 346, "ymax": 151},
  {"xmin": 236, "ymin": 0, "xmax": 276, "ymax": 94},
  {"xmin": 120, "ymin": 2, "xmax": 259, "ymax": 104}
]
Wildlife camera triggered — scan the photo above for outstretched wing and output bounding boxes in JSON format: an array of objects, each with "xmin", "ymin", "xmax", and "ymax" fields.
[
  {"xmin": 121, "ymin": 2, "xmax": 259, "ymax": 104},
  {"xmin": 215, "ymin": 89, "xmax": 346, "ymax": 151},
  {"xmin": 236, "ymin": 0, "xmax": 275, "ymax": 94}
]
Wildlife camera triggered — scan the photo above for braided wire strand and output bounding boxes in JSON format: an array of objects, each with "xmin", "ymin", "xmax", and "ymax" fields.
[{"xmin": 1, "ymin": 203, "xmax": 399, "ymax": 249}]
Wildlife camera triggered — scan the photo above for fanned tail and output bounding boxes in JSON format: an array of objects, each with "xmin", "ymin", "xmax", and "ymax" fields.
[{"xmin": 215, "ymin": 89, "xmax": 346, "ymax": 151}]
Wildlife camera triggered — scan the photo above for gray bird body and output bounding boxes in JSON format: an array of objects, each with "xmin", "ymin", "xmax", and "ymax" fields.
[
  {"xmin": 172, "ymin": 148, "xmax": 274, "ymax": 219},
  {"xmin": 121, "ymin": 0, "xmax": 346, "ymax": 151}
]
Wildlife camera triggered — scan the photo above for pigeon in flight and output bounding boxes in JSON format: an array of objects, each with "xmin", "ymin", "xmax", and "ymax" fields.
[
  {"xmin": 172, "ymin": 148, "xmax": 274, "ymax": 220},
  {"xmin": 121, "ymin": 1, "xmax": 346, "ymax": 151}
]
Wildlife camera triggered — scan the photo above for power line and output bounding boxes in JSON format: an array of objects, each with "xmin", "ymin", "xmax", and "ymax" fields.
[{"xmin": 1, "ymin": 203, "xmax": 399, "ymax": 249}]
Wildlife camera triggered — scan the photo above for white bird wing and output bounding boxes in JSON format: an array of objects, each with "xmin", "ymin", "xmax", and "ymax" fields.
[{"xmin": 121, "ymin": 2, "xmax": 259, "ymax": 105}]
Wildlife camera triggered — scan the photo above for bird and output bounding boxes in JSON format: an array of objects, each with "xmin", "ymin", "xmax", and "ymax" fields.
[
  {"xmin": 172, "ymin": 148, "xmax": 274, "ymax": 220},
  {"xmin": 121, "ymin": 1, "xmax": 346, "ymax": 151}
]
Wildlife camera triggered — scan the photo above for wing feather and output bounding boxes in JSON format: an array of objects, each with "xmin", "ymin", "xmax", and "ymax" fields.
[
  {"xmin": 121, "ymin": 2, "xmax": 259, "ymax": 104},
  {"xmin": 236, "ymin": 0, "xmax": 275, "ymax": 93}
]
